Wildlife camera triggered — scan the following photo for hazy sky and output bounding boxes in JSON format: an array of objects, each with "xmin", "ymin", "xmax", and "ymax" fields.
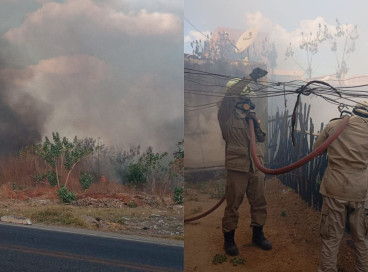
[
  {"xmin": 0, "ymin": 0, "xmax": 183, "ymax": 153},
  {"xmin": 184, "ymin": 0, "xmax": 368, "ymax": 76},
  {"xmin": 184, "ymin": 0, "xmax": 368, "ymax": 124}
]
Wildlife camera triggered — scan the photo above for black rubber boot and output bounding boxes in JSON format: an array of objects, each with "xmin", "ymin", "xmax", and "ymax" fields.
[
  {"xmin": 224, "ymin": 230, "xmax": 239, "ymax": 256},
  {"xmin": 252, "ymin": 226, "xmax": 272, "ymax": 250}
]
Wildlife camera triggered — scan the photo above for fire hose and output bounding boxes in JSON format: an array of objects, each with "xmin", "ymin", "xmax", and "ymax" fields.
[{"xmin": 184, "ymin": 115, "xmax": 350, "ymax": 223}]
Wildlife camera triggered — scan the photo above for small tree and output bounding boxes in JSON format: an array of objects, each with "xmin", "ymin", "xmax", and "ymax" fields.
[
  {"xmin": 285, "ymin": 24, "xmax": 325, "ymax": 79},
  {"xmin": 125, "ymin": 163, "xmax": 146, "ymax": 187},
  {"xmin": 191, "ymin": 39, "xmax": 205, "ymax": 59},
  {"xmin": 261, "ymin": 38, "xmax": 278, "ymax": 76},
  {"xmin": 78, "ymin": 137, "xmax": 107, "ymax": 178},
  {"xmin": 137, "ymin": 147, "xmax": 168, "ymax": 194},
  {"xmin": 285, "ymin": 19, "xmax": 358, "ymax": 81},
  {"xmin": 322, "ymin": 19, "xmax": 359, "ymax": 84},
  {"xmin": 171, "ymin": 140, "xmax": 184, "ymax": 204},
  {"xmin": 36, "ymin": 132, "xmax": 94, "ymax": 188},
  {"xmin": 170, "ymin": 140, "xmax": 184, "ymax": 178},
  {"xmin": 110, "ymin": 145, "xmax": 140, "ymax": 184},
  {"xmin": 191, "ymin": 31, "xmax": 239, "ymax": 61}
]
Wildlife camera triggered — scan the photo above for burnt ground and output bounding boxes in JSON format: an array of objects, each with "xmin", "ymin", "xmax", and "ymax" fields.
[{"xmin": 184, "ymin": 177, "xmax": 355, "ymax": 272}]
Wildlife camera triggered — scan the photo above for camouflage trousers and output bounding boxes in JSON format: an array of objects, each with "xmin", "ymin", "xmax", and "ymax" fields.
[
  {"xmin": 318, "ymin": 196, "xmax": 368, "ymax": 272},
  {"xmin": 222, "ymin": 169, "xmax": 267, "ymax": 232}
]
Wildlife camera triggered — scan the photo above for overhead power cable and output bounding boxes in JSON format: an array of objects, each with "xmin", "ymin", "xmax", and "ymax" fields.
[
  {"xmin": 184, "ymin": 67, "xmax": 368, "ymax": 112},
  {"xmin": 184, "ymin": 17, "xmax": 210, "ymax": 39}
]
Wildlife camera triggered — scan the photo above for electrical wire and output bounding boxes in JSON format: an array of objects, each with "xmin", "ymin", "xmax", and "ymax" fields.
[
  {"xmin": 184, "ymin": 17, "xmax": 210, "ymax": 40},
  {"xmin": 184, "ymin": 67, "xmax": 368, "ymax": 111}
]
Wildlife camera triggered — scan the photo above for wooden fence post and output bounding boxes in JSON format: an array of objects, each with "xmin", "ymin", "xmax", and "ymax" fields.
[{"xmin": 268, "ymin": 102, "xmax": 328, "ymax": 211}]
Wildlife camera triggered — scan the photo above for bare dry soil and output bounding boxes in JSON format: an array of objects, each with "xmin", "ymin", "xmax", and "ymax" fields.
[
  {"xmin": 0, "ymin": 181, "xmax": 183, "ymax": 240},
  {"xmin": 184, "ymin": 177, "xmax": 355, "ymax": 272}
]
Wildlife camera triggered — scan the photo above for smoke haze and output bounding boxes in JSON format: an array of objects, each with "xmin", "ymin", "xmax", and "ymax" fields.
[
  {"xmin": 184, "ymin": 0, "xmax": 368, "ymax": 126},
  {"xmin": 0, "ymin": 0, "xmax": 183, "ymax": 155}
]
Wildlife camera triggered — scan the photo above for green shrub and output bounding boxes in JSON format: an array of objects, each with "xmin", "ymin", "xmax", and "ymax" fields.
[
  {"xmin": 230, "ymin": 256, "xmax": 246, "ymax": 266},
  {"xmin": 58, "ymin": 187, "xmax": 76, "ymax": 203},
  {"xmin": 79, "ymin": 172, "xmax": 95, "ymax": 190},
  {"xmin": 34, "ymin": 173, "xmax": 47, "ymax": 182},
  {"xmin": 173, "ymin": 187, "xmax": 184, "ymax": 204},
  {"xmin": 47, "ymin": 170, "xmax": 58, "ymax": 186},
  {"xmin": 127, "ymin": 201, "xmax": 138, "ymax": 208},
  {"xmin": 125, "ymin": 163, "xmax": 146, "ymax": 186},
  {"xmin": 212, "ymin": 254, "xmax": 227, "ymax": 265},
  {"xmin": 33, "ymin": 170, "xmax": 58, "ymax": 186}
]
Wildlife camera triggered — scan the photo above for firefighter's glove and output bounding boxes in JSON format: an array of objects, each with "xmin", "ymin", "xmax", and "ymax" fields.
[
  {"xmin": 246, "ymin": 112, "xmax": 266, "ymax": 142},
  {"xmin": 254, "ymin": 127, "xmax": 266, "ymax": 142}
]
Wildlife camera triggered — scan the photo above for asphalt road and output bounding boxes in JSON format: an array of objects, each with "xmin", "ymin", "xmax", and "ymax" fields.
[{"xmin": 0, "ymin": 222, "xmax": 183, "ymax": 272}]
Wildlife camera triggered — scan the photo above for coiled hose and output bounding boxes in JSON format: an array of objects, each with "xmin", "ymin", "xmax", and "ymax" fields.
[{"xmin": 184, "ymin": 116, "xmax": 350, "ymax": 223}]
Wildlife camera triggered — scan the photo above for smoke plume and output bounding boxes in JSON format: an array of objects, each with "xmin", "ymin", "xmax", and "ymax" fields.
[{"xmin": 0, "ymin": 57, "xmax": 51, "ymax": 155}]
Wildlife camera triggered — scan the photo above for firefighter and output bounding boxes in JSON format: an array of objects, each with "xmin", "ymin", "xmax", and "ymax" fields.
[
  {"xmin": 313, "ymin": 101, "xmax": 368, "ymax": 272},
  {"xmin": 217, "ymin": 68, "xmax": 272, "ymax": 257}
]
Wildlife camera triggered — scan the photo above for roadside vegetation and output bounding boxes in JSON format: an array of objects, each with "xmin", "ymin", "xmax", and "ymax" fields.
[
  {"xmin": 1, "ymin": 133, "xmax": 184, "ymax": 203},
  {"xmin": 0, "ymin": 134, "xmax": 184, "ymax": 239}
]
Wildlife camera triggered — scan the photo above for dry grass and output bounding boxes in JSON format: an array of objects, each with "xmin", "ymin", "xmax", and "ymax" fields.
[
  {"xmin": 0, "ymin": 150, "xmax": 179, "ymax": 197},
  {"xmin": 0, "ymin": 153, "xmax": 43, "ymax": 188},
  {"xmin": 0, "ymin": 202, "xmax": 171, "ymax": 229},
  {"xmin": 0, "ymin": 151, "xmax": 184, "ymax": 240},
  {"xmin": 0, "ymin": 149, "xmax": 136, "ymax": 196},
  {"xmin": 0, "ymin": 201, "xmax": 184, "ymax": 240}
]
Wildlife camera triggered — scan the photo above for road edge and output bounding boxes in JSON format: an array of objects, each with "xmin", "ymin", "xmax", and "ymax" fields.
[{"xmin": 0, "ymin": 221, "xmax": 183, "ymax": 247}]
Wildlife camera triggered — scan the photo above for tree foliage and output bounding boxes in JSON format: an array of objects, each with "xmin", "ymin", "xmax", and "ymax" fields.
[
  {"xmin": 79, "ymin": 172, "xmax": 95, "ymax": 190},
  {"xmin": 173, "ymin": 140, "xmax": 184, "ymax": 160},
  {"xmin": 173, "ymin": 187, "xmax": 184, "ymax": 204},
  {"xmin": 261, "ymin": 38, "xmax": 278, "ymax": 76},
  {"xmin": 120, "ymin": 145, "xmax": 183, "ymax": 194},
  {"xmin": 36, "ymin": 132, "xmax": 94, "ymax": 188},
  {"xmin": 137, "ymin": 147, "xmax": 168, "ymax": 193},
  {"xmin": 190, "ymin": 32, "xmax": 277, "ymax": 73},
  {"xmin": 191, "ymin": 31, "xmax": 239, "ymax": 61},
  {"xmin": 125, "ymin": 163, "xmax": 146, "ymax": 186},
  {"xmin": 170, "ymin": 140, "xmax": 184, "ymax": 203},
  {"xmin": 110, "ymin": 145, "xmax": 141, "ymax": 184},
  {"xmin": 58, "ymin": 187, "xmax": 76, "ymax": 203},
  {"xmin": 285, "ymin": 24, "xmax": 325, "ymax": 79},
  {"xmin": 322, "ymin": 19, "xmax": 359, "ymax": 83},
  {"xmin": 285, "ymin": 19, "xmax": 359, "ymax": 81},
  {"xmin": 170, "ymin": 140, "xmax": 184, "ymax": 178}
]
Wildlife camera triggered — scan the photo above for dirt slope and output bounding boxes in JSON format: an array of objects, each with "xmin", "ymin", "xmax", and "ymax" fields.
[
  {"xmin": 0, "ymin": 181, "xmax": 184, "ymax": 239},
  {"xmin": 184, "ymin": 177, "xmax": 355, "ymax": 272}
]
